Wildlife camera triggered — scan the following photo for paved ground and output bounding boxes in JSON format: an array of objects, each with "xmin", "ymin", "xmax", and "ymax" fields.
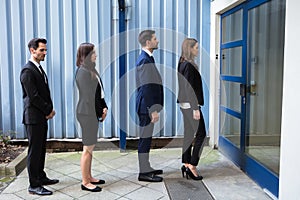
[{"xmin": 0, "ymin": 147, "xmax": 272, "ymax": 200}]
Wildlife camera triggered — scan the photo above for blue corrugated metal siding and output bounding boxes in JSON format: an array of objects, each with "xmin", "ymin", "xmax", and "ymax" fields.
[{"xmin": 0, "ymin": 0, "xmax": 210, "ymax": 140}]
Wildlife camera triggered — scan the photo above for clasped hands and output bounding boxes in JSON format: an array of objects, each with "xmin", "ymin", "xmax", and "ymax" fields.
[
  {"xmin": 151, "ymin": 111, "xmax": 159, "ymax": 123},
  {"xmin": 193, "ymin": 110, "xmax": 200, "ymax": 120},
  {"xmin": 45, "ymin": 108, "xmax": 108, "ymax": 121},
  {"xmin": 101, "ymin": 108, "xmax": 108, "ymax": 121},
  {"xmin": 46, "ymin": 110, "xmax": 56, "ymax": 119}
]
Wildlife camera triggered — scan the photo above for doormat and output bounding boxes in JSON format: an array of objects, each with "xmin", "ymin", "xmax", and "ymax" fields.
[{"xmin": 164, "ymin": 178, "xmax": 214, "ymax": 200}]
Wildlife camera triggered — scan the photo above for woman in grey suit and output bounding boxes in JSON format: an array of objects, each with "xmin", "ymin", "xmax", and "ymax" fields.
[{"xmin": 75, "ymin": 43, "xmax": 108, "ymax": 192}]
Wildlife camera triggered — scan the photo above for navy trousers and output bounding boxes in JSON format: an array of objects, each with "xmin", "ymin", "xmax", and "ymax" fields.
[{"xmin": 137, "ymin": 114, "xmax": 154, "ymax": 173}]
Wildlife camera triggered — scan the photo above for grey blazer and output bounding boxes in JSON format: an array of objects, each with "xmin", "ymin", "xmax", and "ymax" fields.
[{"xmin": 75, "ymin": 66, "xmax": 107, "ymax": 120}]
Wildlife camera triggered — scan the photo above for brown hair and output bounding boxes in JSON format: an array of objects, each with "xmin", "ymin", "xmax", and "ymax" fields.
[
  {"xmin": 76, "ymin": 43, "xmax": 97, "ymax": 79},
  {"xmin": 138, "ymin": 30, "xmax": 155, "ymax": 47},
  {"xmin": 76, "ymin": 43, "xmax": 95, "ymax": 68},
  {"xmin": 179, "ymin": 38, "xmax": 198, "ymax": 64}
]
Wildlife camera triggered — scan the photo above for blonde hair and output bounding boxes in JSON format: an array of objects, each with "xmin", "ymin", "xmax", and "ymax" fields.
[{"xmin": 179, "ymin": 38, "xmax": 198, "ymax": 64}]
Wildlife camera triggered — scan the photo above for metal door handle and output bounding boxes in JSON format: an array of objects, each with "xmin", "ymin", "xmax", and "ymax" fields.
[{"xmin": 240, "ymin": 84, "xmax": 246, "ymax": 97}]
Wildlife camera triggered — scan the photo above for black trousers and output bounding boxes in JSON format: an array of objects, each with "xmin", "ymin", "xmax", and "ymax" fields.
[
  {"xmin": 25, "ymin": 122, "xmax": 48, "ymax": 187},
  {"xmin": 181, "ymin": 108, "xmax": 206, "ymax": 166},
  {"xmin": 137, "ymin": 114, "xmax": 154, "ymax": 173}
]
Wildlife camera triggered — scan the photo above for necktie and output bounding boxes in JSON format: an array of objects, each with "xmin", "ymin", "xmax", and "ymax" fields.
[
  {"xmin": 150, "ymin": 56, "xmax": 155, "ymax": 63},
  {"xmin": 39, "ymin": 65, "xmax": 48, "ymax": 84}
]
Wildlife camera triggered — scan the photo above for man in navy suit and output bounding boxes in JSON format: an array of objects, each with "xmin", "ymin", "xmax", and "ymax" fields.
[
  {"xmin": 135, "ymin": 30, "xmax": 164, "ymax": 182},
  {"xmin": 20, "ymin": 38, "xmax": 59, "ymax": 195}
]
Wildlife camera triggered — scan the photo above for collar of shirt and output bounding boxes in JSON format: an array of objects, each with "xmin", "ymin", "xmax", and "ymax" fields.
[
  {"xmin": 29, "ymin": 58, "xmax": 42, "ymax": 73},
  {"xmin": 142, "ymin": 48, "xmax": 153, "ymax": 57},
  {"xmin": 96, "ymin": 76, "xmax": 105, "ymax": 98}
]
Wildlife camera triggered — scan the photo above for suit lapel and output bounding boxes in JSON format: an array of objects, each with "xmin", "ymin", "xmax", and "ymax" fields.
[
  {"xmin": 28, "ymin": 61, "xmax": 44, "ymax": 79},
  {"xmin": 27, "ymin": 61, "xmax": 50, "ymax": 89}
]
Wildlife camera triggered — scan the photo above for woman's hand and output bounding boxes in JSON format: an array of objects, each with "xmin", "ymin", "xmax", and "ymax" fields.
[
  {"xmin": 101, "ymin": 108, "xmax": 108, "ymax": 121},
  {"xmin": 193, "ymin": 110, "xmax": 200, "ymax": 120}
]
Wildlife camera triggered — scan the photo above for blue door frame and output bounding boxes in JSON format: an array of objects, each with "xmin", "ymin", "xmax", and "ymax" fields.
[{"xmin": 219, "ymin": 0, "xmax": 279, "ymax": 197}]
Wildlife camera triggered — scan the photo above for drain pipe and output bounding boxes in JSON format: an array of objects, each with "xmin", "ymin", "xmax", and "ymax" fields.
[{"xmin": 117, "ymin": 0, "xmax": 129, "ymax": 152}]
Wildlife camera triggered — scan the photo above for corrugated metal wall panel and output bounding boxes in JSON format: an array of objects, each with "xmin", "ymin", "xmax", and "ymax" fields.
[{"xmin": 0, "ymin": 0, "xmax": 210, "ymax": 140}]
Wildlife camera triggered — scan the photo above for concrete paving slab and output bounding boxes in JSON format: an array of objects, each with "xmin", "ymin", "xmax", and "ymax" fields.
[{"xmin": 0, "ymin": 147, "xmax": 274, "ymax": 200}]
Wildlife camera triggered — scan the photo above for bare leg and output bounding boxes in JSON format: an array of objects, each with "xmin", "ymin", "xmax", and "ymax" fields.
[
  {"xmin": 187, "ymin": 164, "xmax": 199, "ymax": 177},
  {"xmin": 81, "ymin": 145, "xmax": 96, "ymax": 189}
]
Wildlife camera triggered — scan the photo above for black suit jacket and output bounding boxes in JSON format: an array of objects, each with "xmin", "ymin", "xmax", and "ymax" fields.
[
  {"xmin": 135, "ymin": 50, "xmax": 164, "ymax": 114},
  {"xmin": 20, "ymin": 61, "xmax": 53, "ymax": 124},
  {"xmin": 177, "ymin": 61, "xmax": 204, "ymax": 110}
]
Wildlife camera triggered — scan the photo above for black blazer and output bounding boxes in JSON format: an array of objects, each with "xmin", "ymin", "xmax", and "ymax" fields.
[
  {"xmin": 20, "ymin": 61, "xmax": 53, "ymax": 124},
  {"xmin": 95, "ymin": 81, "xmax": 107, "ymax": 121},
  {"xmin": 177, "ymin": 61, "xmax": 204, "ymax": 110},
  {"xmin": 135, "ymin": 50, "xmax": 164, "ymax": 114},
  {"xmin": 75, "ymin": 67, "xmax": 107, "ymax": 121}
]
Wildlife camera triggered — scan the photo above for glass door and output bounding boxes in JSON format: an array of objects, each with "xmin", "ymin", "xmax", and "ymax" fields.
[
  {"xmin": 219, "ymin": 0, "xmax": 286, "ymax": 197},
  {"xmin": 246, "ymin": 0, "xmax": 285, "ymax": 176},
  {"xmin": 219, "ymin": 5, "xmax": 246, "ymax": 166}
]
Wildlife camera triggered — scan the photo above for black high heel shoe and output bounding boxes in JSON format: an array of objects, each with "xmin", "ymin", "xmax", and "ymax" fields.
[
  {"xmin": 181, "ymin": 165, "xmax": 187, "ymax": 177},
  {"xmin": 186, "ymin": 167, "xmax": 203, "ymax": 180}
]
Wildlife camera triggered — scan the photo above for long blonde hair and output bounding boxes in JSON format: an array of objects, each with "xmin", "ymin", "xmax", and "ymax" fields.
[{"xmin": 179, "ymin": 38, "xmax": 198, "ymax": 66}]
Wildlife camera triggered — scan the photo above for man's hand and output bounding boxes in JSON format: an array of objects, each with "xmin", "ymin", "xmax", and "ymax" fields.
[
  {"xmin": 193, "ymin": 110, "xmax": 200, "ymax": 120},
  {"xmin": 151, "ymin": 111, "xmax": 159, "ymax": 123},
  {"xmin": 46, "ymin": 110, "xmax": 56, "ymax": 119}
]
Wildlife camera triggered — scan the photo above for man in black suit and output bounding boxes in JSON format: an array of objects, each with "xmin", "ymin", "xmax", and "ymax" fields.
[
  {"xmin": 20, "ymin": 38, "xmax": 59, "ymax": 195},
  {"xmin": 135, "ymin": 30, "xmax": 164, "ymax": 182}
]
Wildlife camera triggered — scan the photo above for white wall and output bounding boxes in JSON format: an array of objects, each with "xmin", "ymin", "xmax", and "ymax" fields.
[{"xmin": 279, "ymin": 0, "xmax": 300, "ymax": 199}]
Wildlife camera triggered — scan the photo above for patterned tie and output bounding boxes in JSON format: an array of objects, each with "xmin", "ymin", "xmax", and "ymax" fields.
[{"xmin": 39, "ymin": 65, "xmax": 48, "ymax": 84}]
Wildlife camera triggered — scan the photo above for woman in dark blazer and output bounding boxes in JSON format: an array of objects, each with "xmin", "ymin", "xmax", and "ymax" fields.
[
  {"xmin": 75, "ymin": 43, "xmax": 108, "ymax": 192},
  {"xmin": 177, "ymin": 38, "xmax": 206, "ymax": 180}
]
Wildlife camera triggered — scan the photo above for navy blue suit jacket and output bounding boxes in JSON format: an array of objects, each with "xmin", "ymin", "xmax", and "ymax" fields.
[{"xmin": 135, "ymin": 50, "xmax": 163, "ymax": 114}]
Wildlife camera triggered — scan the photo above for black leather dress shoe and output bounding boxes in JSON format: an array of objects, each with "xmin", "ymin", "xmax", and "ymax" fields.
[
  {"xmin": 91, "ymin": 179, "xmax": 105, "ymax": 184},
  {"xmin": 41, "ymin": 178, "xmax": 59, "ymax": 185},
  {"xmin": 81, "ymin": 184, "xmax": 102, "ymax": 192},
  {"xmin": 149, "ymin": 168, "xmax": 163, "ymax": 175},
  {"xmin": 138, "ymin": 173, "xmax": 163, "ymax": 182},
  {"xmin": 28, "ymin": 186, "xmax": 52, "ymax": 195}
]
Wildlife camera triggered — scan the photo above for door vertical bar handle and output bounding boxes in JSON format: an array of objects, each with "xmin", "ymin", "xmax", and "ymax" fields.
[
  {"xmin": 240, "ymin": 84, "xmax": 247, "ymax": 104},
  {"xmin": 240, "ymin": 84, "xmax": 246, "ymax": 97}
]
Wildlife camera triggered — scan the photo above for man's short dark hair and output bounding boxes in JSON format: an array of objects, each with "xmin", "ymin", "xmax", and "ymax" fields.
[
  {"xmin": 138, "ymin": 30, "xmax": 155, "ymax": 47},
  {"xmin": 28, "ymin": 38, "xmax": 47, "ymax": 51}
]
